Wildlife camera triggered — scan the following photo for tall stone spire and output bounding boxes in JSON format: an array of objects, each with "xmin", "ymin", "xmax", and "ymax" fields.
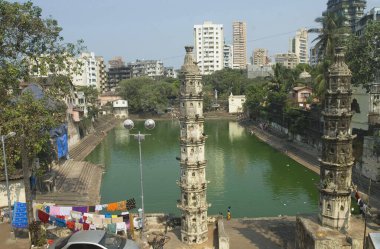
[
  {"xmin": 177, "ymin": 46, "xmax": 209, "ymax": 244},
  {"xmin": 319, "ymin": 47, "xmax": 355, "ymax": 230}
]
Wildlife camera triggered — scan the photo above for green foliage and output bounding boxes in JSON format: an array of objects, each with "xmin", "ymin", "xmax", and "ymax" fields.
[
  {"xmin": 202, "ymin": 68, "xmax": 261, "ymax": 99},
  {"xmin": 0, "ymin": 93, "xmax": 63, "ymax": 176},
  {"xmin": 0, "ymin": 0, "xmax": 84, "ymax": 100},
  {"xmin": 118, "ymin": 77, "xmax": 179, "ymax": 113},
  {"xmin": 285, "ymin": 109, "xmax": 308, "ymax": 136},
  {"xmin": 309, "ymin": 13, "xmax": 349, "ymax": 62},
  {"xmin": 346, "ymin": 21, "xmax": 380, "ymax": 86},
  {"xmin": 0, "ymin": 0, "xmax": 83, "ymax": 175}
]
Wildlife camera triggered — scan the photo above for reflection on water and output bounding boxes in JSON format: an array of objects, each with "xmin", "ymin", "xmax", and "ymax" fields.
[
  {"xmin": 86, "ymin": 119, "xmax": 319, "ymax": 218},
  {"xmin": 228, "ymin": 121, "xmax": 245, "ymax": 141}
]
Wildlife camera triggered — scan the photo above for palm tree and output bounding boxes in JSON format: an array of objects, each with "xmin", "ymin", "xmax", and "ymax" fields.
[{"xmin": 308, "ymin": 12, "xmax": 348, "ymax": 62}]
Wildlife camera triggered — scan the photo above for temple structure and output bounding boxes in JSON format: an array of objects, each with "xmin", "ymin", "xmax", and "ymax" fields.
[
  {"xmin": 177, "ymin": 46, "xmax": 209, "ymax": 244},
  {"xmin": 318, "ymin": 47, "xmax": 355, "ymax": 230}
]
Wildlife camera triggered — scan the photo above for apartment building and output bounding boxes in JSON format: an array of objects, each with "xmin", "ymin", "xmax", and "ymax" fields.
[
  {"xmin": 323, "ymin": 0, "xmax": 366, "ymax": 32},
  {"xmin": 129, "ymin": 60, "xmax": 164, "ymax": 78},
  {"xmin": 253, "ymin": 48, "xmax": 269, "ymax": 66},
  {"xmin": 95, "ymin": 56, "xmax": 107, "ymax": 93},
  {"xmin": 72, "ymin": 52, "xmax": 98, "ymax": 89},
  {"xmin": 289, "ymin": 28, "xmax": 309, "ymax": 65},
  {"xmin": 275, "ymin": 53, "xmax": 298, "ymax": 69},
  {"xmin": 107, "ymin": 59, "xmax": 132, "ymax": 92},
  {"xmin": 355, "ymin": 7, "xmax": 380, "ymax": 36},
  {"xmin": 232, "ymin": 21, "xmax": 247, "ymax": 69},
  {"xmin": 194, "ymin": 21, "xmax": 224, "ymax": 75},
  {"xmin": 223, "ymin": 44, "xmax": 233, "ymax": 68}
]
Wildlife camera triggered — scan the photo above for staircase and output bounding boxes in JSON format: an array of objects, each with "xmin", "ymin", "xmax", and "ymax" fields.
[{"xmin": 36, "ymin": 160, "xmax": 103, "ymax": 206}]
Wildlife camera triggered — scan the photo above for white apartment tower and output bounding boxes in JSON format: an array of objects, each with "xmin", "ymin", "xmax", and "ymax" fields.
[
  {"xmin": 290, "ymin": 28, "xmax": 309, "ymax": 64},
  {"xmin": 223, "ymin": 44, "xmax": 233, "ymax": 69},
  {"xmin": 194, "ymin": 21, "xmax": 224, "ymax": 75},
  {"xmin": 73, "ymin": 52, "xmax": 98, "ymax": 89},
  {"xmin": 232, "ymin": 21, "xmax": 247, "ymax": 69}
]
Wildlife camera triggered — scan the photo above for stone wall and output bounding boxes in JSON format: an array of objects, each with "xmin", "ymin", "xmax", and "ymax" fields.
[{"xmin": 0, "ymin": 179, "xmax": 25, "ymax": 208}]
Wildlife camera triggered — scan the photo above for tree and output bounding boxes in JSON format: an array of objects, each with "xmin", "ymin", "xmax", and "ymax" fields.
[
  {"xmin": 346, "ymin": 21, "xmax": 380, "ymax": 87},
  {"xmin": 118, "ymin": 77, "xmax": 179, "ymax": 113},
  {"xmin": 0, "ymin": 1, "xmax": 83, "ymax": 99},
  {"xmin": 0, "ymin": 0, "xmax": 83, "ymax": 229},
  {"xmin": 308, "ymin": 13, "xmax": 348, "ymax": 62}
]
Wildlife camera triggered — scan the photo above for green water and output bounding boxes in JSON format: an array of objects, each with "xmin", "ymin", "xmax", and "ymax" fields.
[{"xmin": 86, "ymin": 119, "xmax": 319, "ymax": 218}]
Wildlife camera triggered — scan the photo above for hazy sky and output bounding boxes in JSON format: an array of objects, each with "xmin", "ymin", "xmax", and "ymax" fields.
[{"xmin": 28, "ymin": 0, "xmax": 378, "ymax": 68}]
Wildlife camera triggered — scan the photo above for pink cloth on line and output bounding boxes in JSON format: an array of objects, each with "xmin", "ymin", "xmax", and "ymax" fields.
[{"xmin": 49, "ymin": 206, "xmax": 60, "ymax": 216}]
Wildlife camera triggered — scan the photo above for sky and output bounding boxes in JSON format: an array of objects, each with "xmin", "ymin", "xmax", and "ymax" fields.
[{"xmin": 27, "ymin": 0, "xmax": 378, "ymax": 69}]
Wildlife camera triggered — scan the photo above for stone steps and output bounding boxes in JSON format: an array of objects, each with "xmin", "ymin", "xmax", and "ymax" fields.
[{"xmin": 36, "ymin": 192, "xmax": 90, "ymax": 206}]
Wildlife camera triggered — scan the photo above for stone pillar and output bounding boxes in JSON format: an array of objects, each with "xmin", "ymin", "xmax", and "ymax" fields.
[
  {"xmin": 177, "ymin": 46, "xmax": 209, "ymax": 244},
  {"xmin": 319, "ymin": 48, "xmax": 355, "ymax": 230}
]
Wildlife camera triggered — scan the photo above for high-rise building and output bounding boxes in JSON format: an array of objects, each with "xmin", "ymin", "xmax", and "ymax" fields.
[
  {"xmin": 178, "ymin": 46, "xmax": 209, "ymax": 244},
  {"xmin": 319, "ymin": 48, "xmax": 354, "ymax": 230},
  {"xmin": 290, "ymin": 28, "xmax": 309, "ymax": 64},
  {"xmin": 323, "ymin": 0, "xmax": 366, "ymax": 32},
  {"xmin": 194, "ymin": 21, "xmax": 224, "ymax": 75},
  {"xmin": 128, "ymin": 60, "xmax": 164, "ymax": 78},
  {"xmin": 309, "ymin": 46, "xmax": 319, "ymax": 66},
  {"xmin": 72, "ymin": 52, "xmax": 98, "ymax": 89},
  {"xmin": 107, "ymin": 57, "xmax": 131, "ymax": 92},
  {"xmin": 95, "ymin": 56, "xmax": 107, "ymax": 93},
  {"xmin": 232, "ymin": 21, "xmax": 247, "ymax": 69},
  {"xmin": 253, "ymin": 48, "xmax": 269, "ymax": 66},
  {"xmin": 355, "ymin": 7, "xmax": 380, "ymax": 36},
  {"xmin": 274, "ymin": 52, "xmax": 298, "ymax": 69},
  {"xmin": 223, "ymin": 44, "xmax": 233, "ymax": 69}
]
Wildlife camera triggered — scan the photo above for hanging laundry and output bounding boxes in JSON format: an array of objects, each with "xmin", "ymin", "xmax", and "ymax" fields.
[
  {"xmin": 103, "ymin": 218, "xmax": 112, "ymax": 226},
  {"xmin": 126, "ymin": 198, "xmax": 136, "ymax": 210},
  {"xmin": 60, "ymin": 207, "xmax": 73, "ymax": 216},
  {"xmin": 88, "ymin": 206, "xmax": 95, "ymax": 212},
  {"xmin": 75, "ymin": 222, "xmax": 83, "ymax": 231},
  {"xmin": 72, "ymin": 206, "xmax": 88, "ymax": 214},
  {"xmin": 49, "ymin": 206, "xmax": 60, "ymax": 216},
  {"xmin": 56, "ymin": 215, "xmax": 65, "ymax": 220},
  {"xmin": 106, "ymin": 202, "xmax": 118, "ymax": 212},
  {"xmin": 116, "ymin": 200, "xmax": 126, "ymax": 211},
  {"xmin": 38, "ymin": 210, "xmax": 50, "ymax": 223},
  {"xmin": 107, "ymin": 223, "xmax": 116, "ymax": 233},
  {"xmin": 55, "ymin": 218, "xmax": 66, "ymax": 227},
  {"xmin": 112, "ymin": 217, "xmax": 123, "ymax": 223},
  {"xmin": 104, "ymin": 213, "xmax": 112, "ymax": 219},
  {"xmin": 116, "ymin": 222, "xmax": 127, "ymax": 234},
  {"xmin": 95, "ymin": 205, "xmax": 103, "ymax": 211},
  {"xmin": 70, "ymin": 211, "xmax": 82, "ymax": 221},
  {"xmin": 66, "ymin": 221, "xmax": 75, "ymax": 230},
  {"xmin": 83, "ymin": 223, "xmax": 90, "ymax": 230}
]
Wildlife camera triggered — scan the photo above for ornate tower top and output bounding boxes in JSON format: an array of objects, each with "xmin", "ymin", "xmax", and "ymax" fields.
[
  {"xmin": 329, "ymin": 48, "xmax": 351, "ymax": 77},
  {"xmin": 181, "ymin": 46, "xmax": 200, "ymax": 74}
]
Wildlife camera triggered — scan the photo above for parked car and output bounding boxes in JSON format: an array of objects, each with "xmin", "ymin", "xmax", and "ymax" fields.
[{"xmin": 48, "ymin": 230, "xmax": 139, "ymax": 249}]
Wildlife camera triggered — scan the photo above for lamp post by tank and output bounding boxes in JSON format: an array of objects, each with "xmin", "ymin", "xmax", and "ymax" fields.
[{"xmin": 123, "ymin": 119, "xmax": 155, "ymax": 243}]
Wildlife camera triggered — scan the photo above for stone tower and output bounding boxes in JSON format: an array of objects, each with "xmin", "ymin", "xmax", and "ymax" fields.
[
  {"xmin": 177, "ymin": 46, "xmax": 209, "ymax": 244},
  {"xmin": 319, "ymin": 48, "xmax": 355, "ymax": 230}
]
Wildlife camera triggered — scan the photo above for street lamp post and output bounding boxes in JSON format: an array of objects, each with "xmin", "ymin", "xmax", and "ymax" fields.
[
  {"xmin": 123, "ymin": 119, "xmax": 155, "ymax": 243},
  {"xmin": 1, "ymin": 131, "xmax": 16, "ymax": 237}
]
